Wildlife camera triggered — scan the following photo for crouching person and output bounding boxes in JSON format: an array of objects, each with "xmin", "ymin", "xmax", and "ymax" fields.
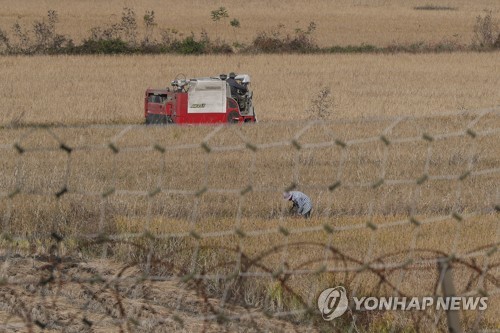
[{"xmin": 283, "ymin": 191, "xmax": 312, "ymax": 218}]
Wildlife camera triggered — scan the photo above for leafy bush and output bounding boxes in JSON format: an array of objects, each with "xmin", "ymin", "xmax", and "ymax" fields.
[
  {"xmin": 473, "ymin": 10, "xmax": 500, "ymax": 49},
  {"xmin": 75, "ymin": 38, "xmax": 133, "ymax": 54},
  {"xmin": 0, "ymin": 6, "xmax": 498, "ymax": 55},
  {"xmin": 5, "ymin": 10, "xmax": 71, "ymax": 54},
  {"xmin": 143, "ymin": 10, "xmax": 157, "ymax": 46},
  {"xmin": 170, "ymin": 35, "xmax": 205, "ymax": 54},
  {"xmin": 413, "ymin": 5, "xmax": 457, "ymax": 11},
  {"xmin": 200, "ymin": 29, "xmax": 232, "ymax": 54},
  {"xmin": 87, "ymin": 7, "xmax": 137, "ymax": 45},
  {"xmin": 248, "ymin": 22, "xmax": 318, "ymax": 53},
  {"xmin": 385, "ymin": 38, "xmax": 466, "ymax": 54},
  {"xmin": 120, "ymin": 7, "xmax": 138, "ymax": 45},
  {"xmin": 210, "ymin": 6, "xmax": 229, "ymax": 41},
  {"xmin": 329, "ymin": 44, "xmax": 379, "ymax": 53}
]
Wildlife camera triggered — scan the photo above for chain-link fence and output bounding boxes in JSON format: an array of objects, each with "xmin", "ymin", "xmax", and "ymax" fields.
[{"xmin": 0, "ymin": 107, "xmax": 499, "ymax": 332}]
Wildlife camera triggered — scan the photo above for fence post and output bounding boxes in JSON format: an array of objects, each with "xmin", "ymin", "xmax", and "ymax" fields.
[{"xmin": 438, "ymin": 259, "xmax": 463, "ymax": 333}]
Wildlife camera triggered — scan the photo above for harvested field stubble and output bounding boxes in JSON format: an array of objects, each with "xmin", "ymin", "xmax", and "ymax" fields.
[
  {"xmin": 1, "ymin": 1, "xmax": 500, "ymax": 330},
  {"xmin": 0, "ymin": 110, "xmax": 499, "ymax": 331},
  {"xmin": 0, "ymin": 53, "xmax": 499, "ymax": 126},
  {"xmin": 1, "ymin": 0, "xmax": 499, "ymax": 47}
]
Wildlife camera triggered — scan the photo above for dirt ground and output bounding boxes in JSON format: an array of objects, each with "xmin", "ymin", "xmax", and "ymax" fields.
[{"xmin": 0, "ymin": 255, "xmax": 311, "ymax": 333}]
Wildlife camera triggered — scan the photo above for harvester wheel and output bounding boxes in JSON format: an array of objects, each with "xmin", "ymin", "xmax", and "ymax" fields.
[
  {"xmin": 146, "ymin": 114, "xmax": 169, "ymax": 125},
  {"xmin": 227, "ymin": 111, "xmax": 240, "ymax": 123}
]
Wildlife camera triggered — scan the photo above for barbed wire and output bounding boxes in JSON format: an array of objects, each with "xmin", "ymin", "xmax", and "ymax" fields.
[{"xmin": 0, "ymin": 106, "xmax": 499, "ymax": 332}]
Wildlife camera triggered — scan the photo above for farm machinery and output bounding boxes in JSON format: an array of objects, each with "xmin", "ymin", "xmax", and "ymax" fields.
[{"xmin": 144, "ymin": 73, "xmax": 256, "ymax": 124}]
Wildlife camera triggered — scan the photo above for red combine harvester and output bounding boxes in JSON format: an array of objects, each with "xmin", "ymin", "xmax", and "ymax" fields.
[{"xmin": 144, "ymin": 74, "xmax": 256, "ymax": 124}]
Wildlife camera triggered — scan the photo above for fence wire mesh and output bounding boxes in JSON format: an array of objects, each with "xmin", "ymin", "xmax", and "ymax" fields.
[{"xmin": 0, "ymin": 107, "xmax": 499, "ymax": 332}]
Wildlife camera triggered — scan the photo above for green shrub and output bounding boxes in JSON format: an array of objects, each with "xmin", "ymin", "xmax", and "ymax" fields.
[
  {"xmin": 0, "ymin": 6, "xmax": 497, "ymax": 55},
  {"xmin": 413, "ymin": 5, "xmax": 457, "ymax": 11},
  {"xmin": 77, "ymin": 38, "xmax": 133, "ymax": 54},
  {"xmin": 206, "ymin": 42, "xmax": 233, "ymax": 54},
  {"xmin": 171, "ymin": 35, "xmax": 206, "ymax": 54},
  {"xmin": 247, "ymin": 22, "xmax": 318, "ymax": 53},
  {"xmin": 138, "ymin": 42, "xmax": 167, "ymax": 54},
  {"xmin": 329, "ymin": 44, "xmax": 379, "ymax": 53}
]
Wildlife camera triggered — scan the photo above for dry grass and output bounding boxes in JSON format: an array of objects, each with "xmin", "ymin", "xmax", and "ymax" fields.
[
  {"xmin": 0, "ymin": 0, "xmax": 499, "ymax": 47},
  {"xmin": 1, "ymin": 113, "xmax": 499, "ymax": 331},
  {"xmin": 0, "ymin": 52, "xmax": 498, "ymax": 331},
  {"xmin": 0, "ymin": 257, "xmax": 307, "ymax": 332},
  {"xmin": 0, "ymin": 52, "xmax": 499, "ymax": 126},
  {"xmin": 1, "ymin": 1, "xmax": 499, "ymax": 331}
]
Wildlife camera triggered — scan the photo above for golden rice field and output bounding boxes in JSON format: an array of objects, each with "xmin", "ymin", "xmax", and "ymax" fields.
[
  {"xmin": 0, "ymin": 52, "xmax": 499, "ymax": 126},
  {"xmin": 0, "ymin": 1, "xmax": 499, "ymax": 332},
  {"xmin": 1, "ymin": 0, "xmax": 499, "ymax": 47},
  {"xmin": 0, "ymin": 112, "xmax": 499, "ymax": 331}
]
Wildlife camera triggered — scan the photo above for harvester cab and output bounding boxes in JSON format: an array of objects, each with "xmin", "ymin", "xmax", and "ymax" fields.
[
  {"xmin": 231, "ymin": 74, "xmax": 255, "ymax": 120},
  {"xmin": 145, "ymin": 73, "xmax": 256, "ymax": 125}
]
